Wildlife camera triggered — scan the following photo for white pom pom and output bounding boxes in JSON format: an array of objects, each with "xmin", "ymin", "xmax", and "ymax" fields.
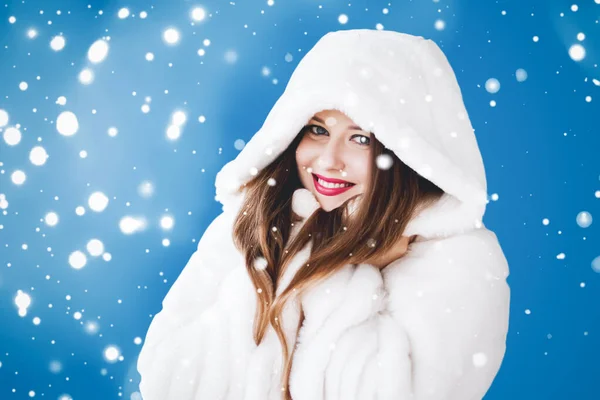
[{"xmin": 292, "ymin": 188, "xmax": 321, "ymax": 219}]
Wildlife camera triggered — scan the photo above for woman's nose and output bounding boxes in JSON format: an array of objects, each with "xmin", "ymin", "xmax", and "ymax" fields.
[{"xmin": 317, "ymin": 141, "xmax": 345, "ymax": 170}]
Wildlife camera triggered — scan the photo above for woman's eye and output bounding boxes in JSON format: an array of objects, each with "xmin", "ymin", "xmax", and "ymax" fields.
[
  {"xmin": 352, "ymin": 135, "xmax": 370, "ymax": 146},
  {"xmin": 307, "ymin": 125, "xmax": 328, "ymax": 135},
  {"xmin": 305, "ymin": 125, "xmax": 370, "ymax": 146}
]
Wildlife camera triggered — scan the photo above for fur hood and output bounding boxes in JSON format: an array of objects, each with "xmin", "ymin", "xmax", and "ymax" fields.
[
  {"xmin": 215, "ymin": 29, "xmax": 488, "ymax": 239},
  {"xmin": 137, "ymin": 29, "xmax": 511, "ymax": 400}
]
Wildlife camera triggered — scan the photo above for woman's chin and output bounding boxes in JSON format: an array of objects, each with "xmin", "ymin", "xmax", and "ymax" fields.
[
  {"xmin": 309, "ymin": 186, "xmax": 360, "ymax": 213},
  {"xmin": 316, "ymin": 197, "xmax": 348, "ymax": 213},
  {"xmin": 320, "ymin": 204, "xmax": 339, "ymax": 212}
]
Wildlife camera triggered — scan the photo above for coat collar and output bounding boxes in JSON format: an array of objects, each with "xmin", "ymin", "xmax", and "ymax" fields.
[{"xmin": 289, "ymin": 186, "xmax": 485, "ymax": 240}]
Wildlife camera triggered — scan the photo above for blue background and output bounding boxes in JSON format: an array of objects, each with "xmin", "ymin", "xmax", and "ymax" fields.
[{"xmin": 1, "ymin": 0, "xmax": 599, "ymax": 399}]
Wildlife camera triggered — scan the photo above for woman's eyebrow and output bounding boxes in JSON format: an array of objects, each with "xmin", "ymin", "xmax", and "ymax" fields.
[{"xmin": 311, "ymin": 116, "xmax": 364, "ymax": 131}]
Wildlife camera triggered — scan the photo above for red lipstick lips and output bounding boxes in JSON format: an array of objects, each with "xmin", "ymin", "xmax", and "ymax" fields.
[{"xmin": 312, "ymin": 173, "xmax": 355, "ymax": 196}]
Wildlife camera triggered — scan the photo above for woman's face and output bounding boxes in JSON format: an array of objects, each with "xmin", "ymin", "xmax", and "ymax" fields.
[{"xmin": 295, "ymin": 109, "xmax": 373, "ymax": 212}]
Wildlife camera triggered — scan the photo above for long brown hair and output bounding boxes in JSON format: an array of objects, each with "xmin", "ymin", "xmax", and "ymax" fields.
[{"xmin": 231, "ymin": 123, "xmax": 444, "ymax": 399}]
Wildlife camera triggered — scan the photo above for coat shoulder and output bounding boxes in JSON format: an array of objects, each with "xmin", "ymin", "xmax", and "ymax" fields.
[{"xmin": 385, "ymin": 227, "xmax": 509, "ymax": 282}]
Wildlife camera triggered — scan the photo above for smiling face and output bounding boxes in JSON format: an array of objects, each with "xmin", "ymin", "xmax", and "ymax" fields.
[{"xmin": 295, "ymin": 109, "xmax": 373, "ymax": 212}]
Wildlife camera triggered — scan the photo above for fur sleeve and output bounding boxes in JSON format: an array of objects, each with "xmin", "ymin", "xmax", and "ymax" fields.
[
  {"xmin": 136, "ymin": 210, "xmax": 242, "ymax": 399},
  {"xmin": 325, "ymin": 229, "xmax": 511, "ymax": 400}
]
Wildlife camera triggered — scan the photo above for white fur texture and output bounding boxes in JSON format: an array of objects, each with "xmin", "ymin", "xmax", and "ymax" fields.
[{"xmin": 137, "ymin": 29, "xmax": 511, "ymax": 400}]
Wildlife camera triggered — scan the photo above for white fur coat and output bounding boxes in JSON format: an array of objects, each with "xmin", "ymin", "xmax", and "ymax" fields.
[{"xmin": 137, "ymin": 29, "xmax": 511, "ymax": 400}]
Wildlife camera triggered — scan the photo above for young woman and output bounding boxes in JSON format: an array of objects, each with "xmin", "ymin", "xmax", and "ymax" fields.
[{"xmin": 137, "ymin": 29, "xmax": 511, "ymax": 400}]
